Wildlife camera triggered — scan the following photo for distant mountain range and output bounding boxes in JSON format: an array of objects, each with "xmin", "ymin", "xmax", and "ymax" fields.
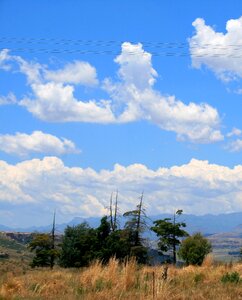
[{"xmin": 1, "ymin": 212, "xmax": 242, "ymax": 235}]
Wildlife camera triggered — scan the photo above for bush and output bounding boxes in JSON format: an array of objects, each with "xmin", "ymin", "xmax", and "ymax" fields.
[
  {"xmin": 59, "ymin": 223, "xmax": 97, "ymax": 268},
  {"xmin": 221, "ymin": 272, "xmax": 240, "ymax": 284},
  {"xmin": 194, "ymin": 273, "xmax": 205, "ymax": 284},
  {"xmin": 178, "ymin": 233, "xmax": 212, "ymax": 266}
]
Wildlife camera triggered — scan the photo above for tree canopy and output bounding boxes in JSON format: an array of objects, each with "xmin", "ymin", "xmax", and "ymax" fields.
[
  {"xmin": 151, "ymin": 210, "xmax": 189, "ymax": 264},
  {"xmin": 28, "ymin": 233, "xmax": 59, "ymax": 268},
  {"xmin": 178, "ymin": 233, "xmax": 212, "ymax": 266}
]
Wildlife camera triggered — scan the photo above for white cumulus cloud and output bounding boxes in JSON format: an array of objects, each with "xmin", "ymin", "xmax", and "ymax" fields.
[
  {"xmin": 44, "ymin": 61, "xmax": 98, "ymax": 86},
  {"xmin": 20, "ymin": 82, "xmax": 115, "ymax": 123},
  {"xmin": 114, "ymin": 42, "xmax": 158, "ymax": 89},
  {"xmin": 1, "ymin": 157, "xmax": 242, "ymax": 223},
  {"xmin": 0, "ymin": 44, "xmax": 224, "ymax": 143},
  {"xmin": 105, "ymin": 42, "xmax": 223, "ymax": 143},
  {"xmin": 189, "ymin": 17, "xmax": 242, "ymax": 81},
  {"xmin": 0, "ymin": 131, "xmax": 79, "ymax": 156}
]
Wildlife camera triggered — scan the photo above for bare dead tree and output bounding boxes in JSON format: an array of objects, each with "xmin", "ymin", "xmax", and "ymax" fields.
[
  {"xmin": 113, "ymin": 190, "xmax": 118, "ymax": 231},
  {"xmin": 50, "ymin": 210, "xmax": 56, "ymax": 269},
  {"xmin": 135, "ymin": 191, "xmax": 144, "ymax": 246},
  {"xmin": 109, "ymin": 190, "xmax": 119, "ymax": 231},
  {"xmin": 109, "ymin": 192, "xmax": 114, "ymax": 231}
]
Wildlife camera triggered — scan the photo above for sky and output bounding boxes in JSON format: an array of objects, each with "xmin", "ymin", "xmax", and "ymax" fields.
[{"xmin": 1, "ymin": 0, "xmax": 242, "ymax": 227}]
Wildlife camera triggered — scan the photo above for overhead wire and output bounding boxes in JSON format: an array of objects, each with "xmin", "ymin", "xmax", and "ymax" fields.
[
  {"xmin": 1, "ymin": 36, "xmax": 242, "ymax": 48},
  {"xmin": 1, "ymin": 37, "xmax": 242, "ymax": 58}
]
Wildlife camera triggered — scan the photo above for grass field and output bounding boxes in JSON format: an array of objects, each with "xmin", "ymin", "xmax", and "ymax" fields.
[{"xmin": 0, "ymin": 256, "xmax": 242, "ymax": 299}]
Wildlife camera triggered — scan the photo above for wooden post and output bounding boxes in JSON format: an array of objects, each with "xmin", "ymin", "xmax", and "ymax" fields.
[{"xmin": 152, "ymin": 271, "xmax": 155, "ymax": 299}]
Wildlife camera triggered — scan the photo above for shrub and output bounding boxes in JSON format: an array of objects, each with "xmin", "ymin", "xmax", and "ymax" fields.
[
  {"xmin": 178, "ymin": 233, "xmax": 212, "ymax": 266},
  {"xmin": 221, "ymin": 272, "xmax": 240, "ymax": 284},
  {"xmin": 194, "ymin": 273, "xmax": 205, "ymax": 284}
]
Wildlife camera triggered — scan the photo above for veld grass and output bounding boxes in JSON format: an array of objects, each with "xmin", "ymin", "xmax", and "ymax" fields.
[{"xmin": 0, "ymin": 256, "xmax": 242, "ymax": 299}]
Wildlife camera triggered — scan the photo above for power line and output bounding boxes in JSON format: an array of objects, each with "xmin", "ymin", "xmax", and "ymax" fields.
[
  {"xmin": 2, "ymin": 37, "xmax": 242, "ymax": 48},
  {"xmin": 0, "ymin": 37, "xmax": 242, "ymax": 49},
  {"xmin": 1, "ymin": 37, "xmax": 242, "ymax": 58},
  {"xmin": 2, "ymin": 47, "xmax": 242, "ymax": 58}
]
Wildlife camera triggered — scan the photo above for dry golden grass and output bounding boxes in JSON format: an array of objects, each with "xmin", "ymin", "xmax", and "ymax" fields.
[{"xmin": 0, "ymin": 257, "xmax": 242, "ymax": 299}]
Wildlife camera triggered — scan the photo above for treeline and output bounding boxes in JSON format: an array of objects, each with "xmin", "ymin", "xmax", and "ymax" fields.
[{"xmin": 29, "ymin": 193, "xmax": 212, "ymax": 268}]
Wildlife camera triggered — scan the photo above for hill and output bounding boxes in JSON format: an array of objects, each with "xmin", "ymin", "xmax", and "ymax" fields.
[
  {"xmin": 208, "ymin": 224, "xmax": 242, "ymax": 261},
  {"xmin": 2, "ymin": 212, "xmax": 242, "ymax": 235}
]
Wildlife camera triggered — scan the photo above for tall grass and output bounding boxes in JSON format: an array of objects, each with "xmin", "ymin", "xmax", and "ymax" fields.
[{"xmin": 0, "ymin": 257, "xmax": 241, "ymax": 299}]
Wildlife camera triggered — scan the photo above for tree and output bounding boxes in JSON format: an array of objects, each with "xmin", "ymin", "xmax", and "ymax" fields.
[
  {"xmin": 28, "ymin": 233, "xmax": 59, "ymax": 268},
  {"xmin": 59, "ymin": 216, "xmax": 132, "ymax": 267},
  {"xmin": 50, "ymin": 211, "xmax": 56, "ymax": 269},
  {"xmin": 96, "ymin": 227, "xmax": 132, "ymax": 262},
  {"xmin": 91, "ymin": 216, "xmax": 131, "ymax": 263},
  {"xmin": 109, "ymin": 191, "xmax": 119, "ymax": 232},
  {"xmin": 94, "ymin": 216, "xmax": 112, "ymax": 262},
  {"xmin": 59, "ymin": 222, "xmax": 97, "ymax": 268},
  {"xmin": 123, "ymin": 192, "xmax": 148, "ymax": 263},
  {"xmin": 151, "ymin": 210, "xmax": 189, "ymax": 264},
  {"xmin": 105, "ymin": 229, "xmax": 132, "ymax": 260},
  {"xmin": 178, "ymin": 232, "xmax": 212, "ymax": 266}
]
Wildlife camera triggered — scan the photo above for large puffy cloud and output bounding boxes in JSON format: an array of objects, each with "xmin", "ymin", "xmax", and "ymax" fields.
[
  {"xmin": 20, "ymin": 82, "xmax": 115, "ymax": 122},
  {"xmin": 0, "ymin": 44, "xmax": 223, "ymax": 143},
  {"xmin": 0, "ymin": 49, "xmax": 116, "ymax": 122},
  {"xmin": 189, "ymin": 17, "xmax": 242, "ymax": 81},
  {"xmin": 0, "ymin": 131, "xmax": 79, "ymax": 156},
  {"xmin": 105, "ymin": 42, "xmax": 223, "ymax": 143},
  {"xmin": 1, "ymin": 157, "xmax": 242, "ymax": 225},
  {"xmin": 114, "ymin": 42, "xmax": 158, "ymax": 89}
]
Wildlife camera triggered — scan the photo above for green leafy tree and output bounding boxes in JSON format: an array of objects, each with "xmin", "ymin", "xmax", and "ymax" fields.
[
  {"xmin": 97, "ymin": 228, "xmax": 132, "ymax": 262},
  {"xmin": 97, "ymin": 216, "xmax": 111, "ymax": 243},
  {"xmin": 59, "ymin": 222, "xmax": 97, "ymax": 268},
  {"xmin": 59, "ymin": 217, "xmax": 132, "ymax": 267},
  {"xmin": 94, "ymin": 216, "xmax": 113, "ymax": 262},
  {"xmin": 92, "ymin": 216, "xmax": 131, "ymax": 263},
  {"xmin": 107, "ymin": 229, "xmax": 133, "ymax": 259},
  {"xmin": 178, "ymin": 232, "xmax": 212, "ymax": 266},
  {"xmin": 151, "ymin": 210, "xmax": 189, "ymax": 264},
  {"xmin": 28, "ymin": 233, "xmax": 59, "ymax": 268}
]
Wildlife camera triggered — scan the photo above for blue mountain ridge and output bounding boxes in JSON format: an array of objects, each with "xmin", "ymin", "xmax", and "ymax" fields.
[{"xmin": 1, "ymin": 212, "xmax": 242, "ymax": 235}]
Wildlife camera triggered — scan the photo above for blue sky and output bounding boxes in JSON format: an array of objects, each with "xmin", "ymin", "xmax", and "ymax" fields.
[{"xmin": 1, "ymin": 0, "xmax": 242, "ymax": 227}]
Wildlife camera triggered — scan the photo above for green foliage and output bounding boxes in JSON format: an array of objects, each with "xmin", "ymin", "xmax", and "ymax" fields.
[
  {"xmin": 95, "ymin": 217, "xmax": 132, "ymax": 262},
  {"xmin": 59, "ymin": 214, "xmax": 150, "ymax": 267},
  {"xmin": 151, "ymin": 210, "xmax": 188, "ymax": 263},
  {"xmin": 178, "ymin": 233, "xmax": 212, "ymax": 266},
  {"xmin": 59, "ymin": 217, "xmax": 139, "ymax": 267},
  {"xmin": 194, "ymin": 273, "xmax": 205, "ymax": 284},
  {"xmin": 28, "ymin": 233, "xmax": 59, "ymax": 268},
  {"xmin": 221, "ymin": 272, "xmax": 240, "ymax": 284},
  {"xmin": 59, "ymin": 222, "xmax": 97, "ymax": 268}
]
